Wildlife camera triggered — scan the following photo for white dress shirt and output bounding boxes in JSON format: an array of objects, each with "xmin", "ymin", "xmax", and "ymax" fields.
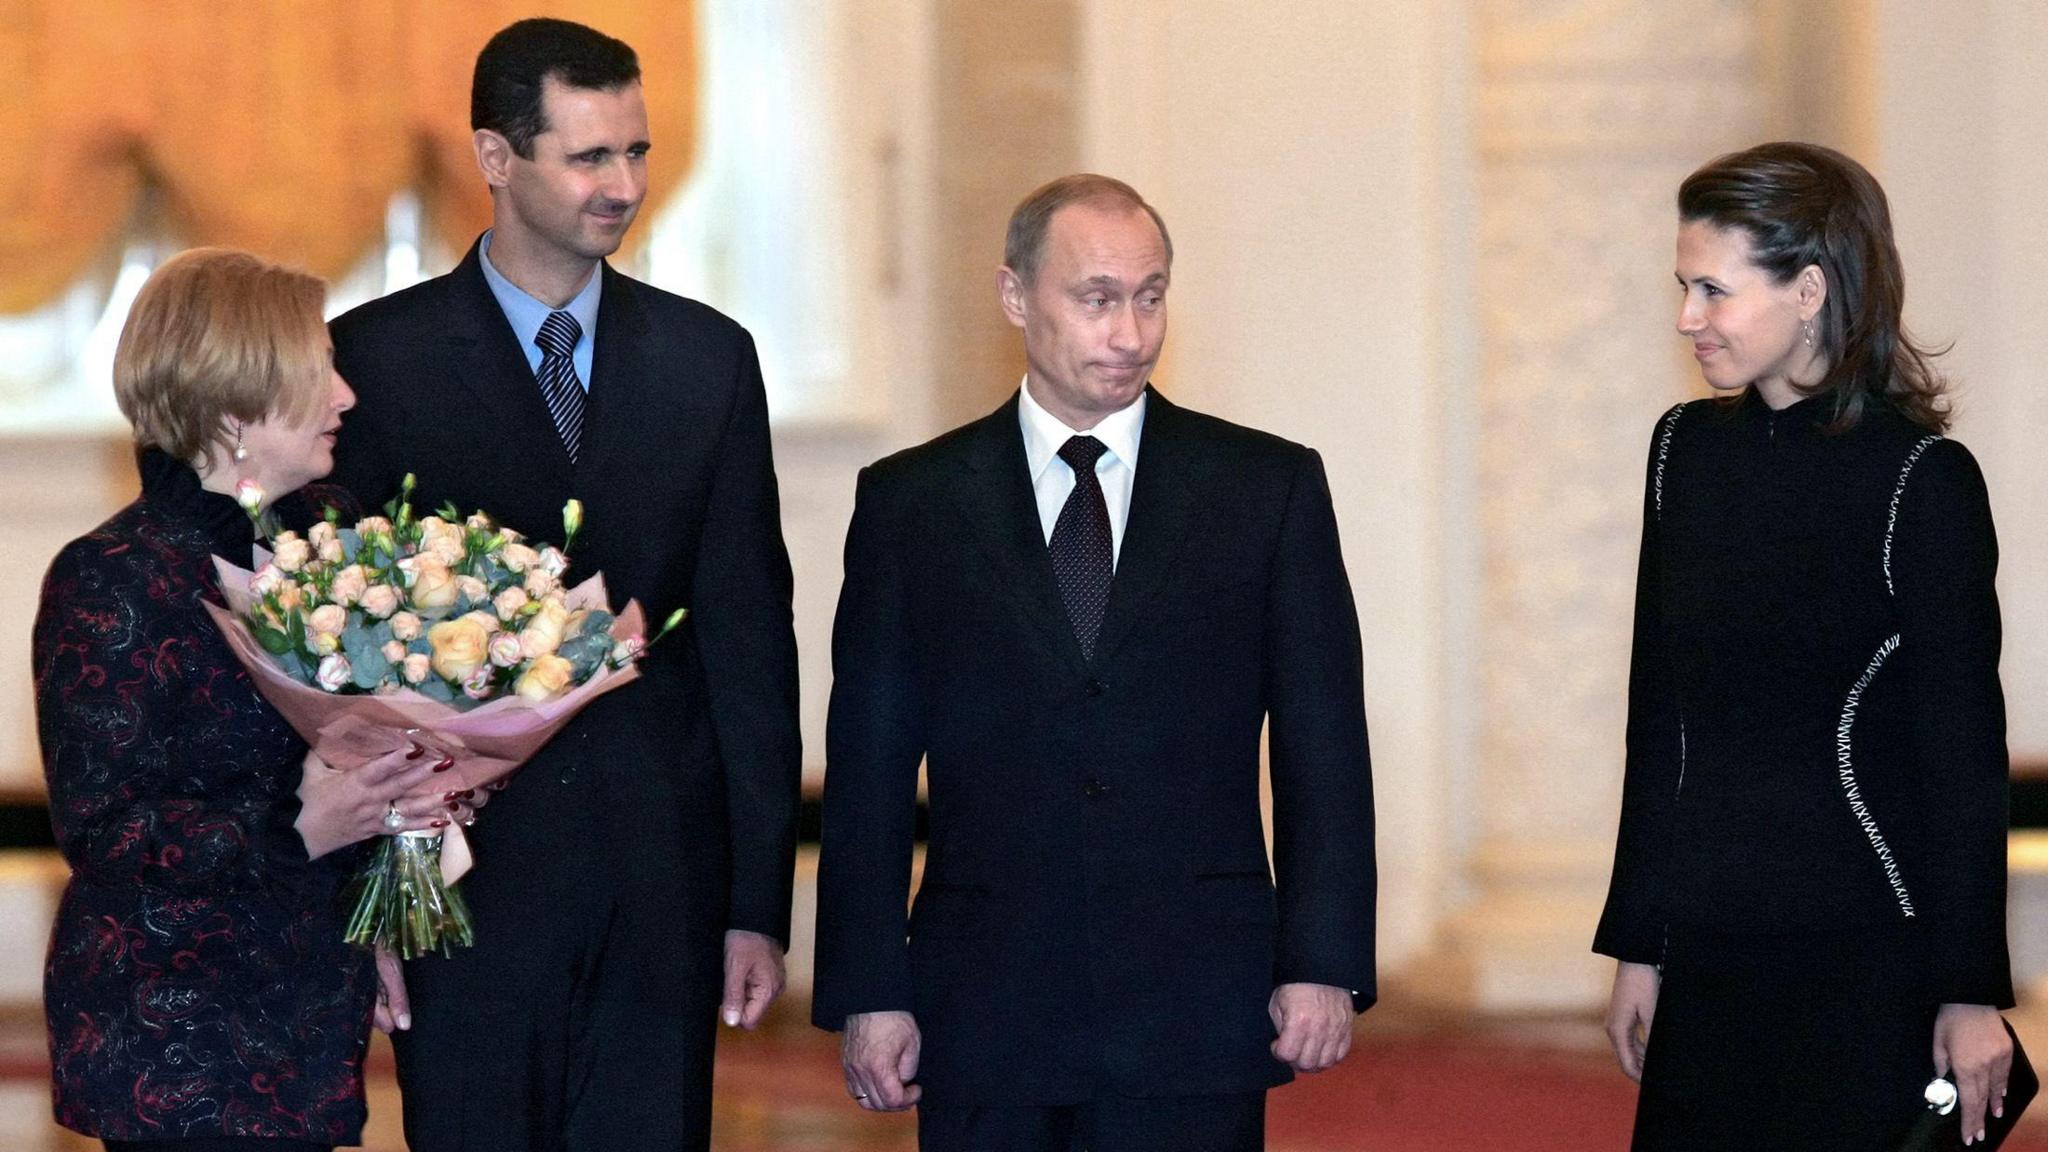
[{"xmin": 1018, "ymin": 377, "xmax": 1147, "ymax": 568}]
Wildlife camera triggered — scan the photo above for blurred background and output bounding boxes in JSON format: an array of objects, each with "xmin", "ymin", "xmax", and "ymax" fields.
[{"xmin": 2, "ymin": 1, "xmax": 2044, "ymax": 1148}]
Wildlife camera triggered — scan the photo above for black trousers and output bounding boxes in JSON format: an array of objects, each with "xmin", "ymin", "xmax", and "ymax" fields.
[
  {"xmin": 918, "ymin": 1091, "xmax": 1265, "ymax": 1152},
  {"xmin": 1632, "ymin": 922, "xmax": 1937, "ymax": 1151},
  {"xmin": 106, "ymin": 1131, "xmax": 331, "ymax": 1139},
  {"xmin": 388, "ymin": 768, "xmax": 727, "ymax": 1152},
  {"xmin": 105, "ymin": 1142, "xmax": 329, "ymax": 1152}
]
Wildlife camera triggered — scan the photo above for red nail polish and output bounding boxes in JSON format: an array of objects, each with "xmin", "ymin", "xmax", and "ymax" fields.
[
  {"xmin": 461, "ymin": 789, "xmax": 476, "ymax": 798},
  {"xmin": 487, "ymin": 781, "xmax": 508, "ymax": 791},
  {"xmin": 406, "ymin": 742, "xmax": 426, "ymax": 760},
  {"xmin": 446, "ymin": 801, "xmax": 461, "ymax": 812},
  {"xmin": 430, "ymin": 820, "xmax": 448, "ymax": 828},
  {"xmin": 433, "ymin": 758, "xmax": 454, "ymax": 772},
  {"xmin": 443, "ymin": 791, "xmax": 460, "ymax": 801}
]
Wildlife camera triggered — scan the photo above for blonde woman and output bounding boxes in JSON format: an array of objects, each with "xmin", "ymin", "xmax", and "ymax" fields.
[{"xmin": 33, "ymin": 249, "xmax": 475, "ymax": 1151}]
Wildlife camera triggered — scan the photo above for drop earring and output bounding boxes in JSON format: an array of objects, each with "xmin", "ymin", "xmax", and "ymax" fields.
[
  {"xmin": 1802, "ymin": 320, "xmax": 1814, "ymax": 349},
  {"xmin": 232, "ymin": 422, "xmax": 248, "ymax": 462}
]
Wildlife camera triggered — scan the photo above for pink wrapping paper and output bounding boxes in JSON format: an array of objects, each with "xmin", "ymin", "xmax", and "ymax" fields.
[{"xmin": 204, "ymin": 556, "xmax": 645, "ymax": 882}]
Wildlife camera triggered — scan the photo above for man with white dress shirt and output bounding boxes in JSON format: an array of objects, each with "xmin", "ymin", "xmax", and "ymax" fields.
[{"xmin": 812, "ymin": 174, "xmax": 1377, "ymax": 1152}]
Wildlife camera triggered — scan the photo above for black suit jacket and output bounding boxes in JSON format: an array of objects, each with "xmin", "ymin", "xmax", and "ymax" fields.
[
  {"xmin": 326, "ymin": 242, "xmax": 801, "ymax": 947},
  {"xmin": 813, "ymin": 389, "xmax": 1375, "ymax": 1106}
]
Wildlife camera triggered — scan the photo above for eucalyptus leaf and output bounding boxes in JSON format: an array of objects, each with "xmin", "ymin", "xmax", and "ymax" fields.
[{"xmin": 343, "ymin": 628, "xmax": 393, "ymax": 689}]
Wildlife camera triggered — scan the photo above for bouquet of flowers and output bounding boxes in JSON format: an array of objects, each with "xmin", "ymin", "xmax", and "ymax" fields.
[{"xmin": 203, "ymin": 475, "xmax": 682, "ymax": 958}]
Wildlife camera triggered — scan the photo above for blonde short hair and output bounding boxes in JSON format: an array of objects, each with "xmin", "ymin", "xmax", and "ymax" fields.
[{"xmin": 113, "ymin": 248, "xmax": 330, "ymax": 462}]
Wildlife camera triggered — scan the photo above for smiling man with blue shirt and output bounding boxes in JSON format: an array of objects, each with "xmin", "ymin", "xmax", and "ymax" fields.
[{"xmin": 328, "ymin": 18, "xmax": 801, "ymax": 1152}]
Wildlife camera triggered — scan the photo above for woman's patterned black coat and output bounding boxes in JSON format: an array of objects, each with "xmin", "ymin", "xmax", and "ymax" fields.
[{"xmin": 33, "ymin": 448, "xmax": 375, "ymax": 1143}]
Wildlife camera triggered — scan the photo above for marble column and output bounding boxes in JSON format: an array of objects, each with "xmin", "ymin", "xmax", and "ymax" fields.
[{"xmin": 1424, "ymin": 0, "xmax": 1764, "ymax": 1012}]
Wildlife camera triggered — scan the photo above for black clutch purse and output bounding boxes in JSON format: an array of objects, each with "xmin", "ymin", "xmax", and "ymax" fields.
[{"xmin": 1896, "ymin": 1019, "xmax": 2038, "ymax": 1151}]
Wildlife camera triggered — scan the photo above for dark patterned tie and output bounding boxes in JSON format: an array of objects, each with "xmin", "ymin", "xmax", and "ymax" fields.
[
  {"xmin": 534, "ymin": 310, "xmax": 586, "ymax": 463},
  {"xmin": 1049, "ymin": 435, "xmax": 1114, "ymax": 661}
]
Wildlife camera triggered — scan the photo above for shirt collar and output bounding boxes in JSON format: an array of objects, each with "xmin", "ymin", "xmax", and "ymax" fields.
[
  {"xmin": 1018, "ymin": 376, "xmax": 1148, "ymax": 480},
  {"xmin": 478, "ymin": 229, "xmax": 603, "ymax": 351}
]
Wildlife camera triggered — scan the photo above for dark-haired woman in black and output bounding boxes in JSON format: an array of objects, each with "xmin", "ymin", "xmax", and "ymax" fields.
[{"xmin": 1595, "ymin": 142, "xmax": 2016, "ymax": 1150}]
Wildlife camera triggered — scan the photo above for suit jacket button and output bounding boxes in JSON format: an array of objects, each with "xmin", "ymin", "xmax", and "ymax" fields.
[
  {"xmin": 1085, "ymin": 679, "xmax": 1105, "ymax": 697},
  {"xmin": 1083, "ymin": 779, "xmax": 1108, "ymax": 798}
]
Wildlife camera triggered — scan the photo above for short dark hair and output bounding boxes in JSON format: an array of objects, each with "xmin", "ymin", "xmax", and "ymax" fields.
[
  {"xmin": 1004, "ymin": 174, "xmax": 1172, "ymax": 285},
  {"xmin": 472, "ymin": 18, "xmax": 641, "ymax": 159},
  {"xmin": 1679, "ymin": 141, "xmax": 1949, "ymax": 433}
]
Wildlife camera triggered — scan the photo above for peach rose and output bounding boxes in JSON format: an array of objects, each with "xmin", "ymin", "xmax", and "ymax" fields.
[
  {"xmin": 401, "ymin": 652, "xmax": 431, "ymax": 685},
  {"xmin": 500, "ymin": 543, "xmax": 542, "ymax": 574},
  {"xmin": 275, "ymin": 582, "xmax": 305, "ymax": 613},
  {"xmin": 381, "ymin": 640, "xmax": 407, "ymax": 664},
  {"xmin": 514, "ymin": 654, "xmax": 576, "ymax": 702},
  {"xmin": 493, "ymin": 586, "xmax": 529, "ymax": 621},
  {"xmin": 427, "ymin": 533, "xmax": 467, "ymax": 567},
  {"xmin": 427, "ymin": 617, "xmax": 492, "ymax": 682},
  {"xmin": 522, "ymin": 567, "xmax": 559, "ymax": 599},
  {"xmin": 328, "ymin": 565, "xmax": 369, "ymax": 607},
  {"xmin": 359, "ymin": 584, "xmax": 401, "ymax": 619},
  {"xmin": 388, "ymin": 611, "xmax": 422, "ymax": 642},
  {"xmin": 272, "ymin": 535, "xmax": 311, "ymax": 573},
  {"xmin": 404, "ymin": 556, "xmax": 460, "ymax": 614},
  {"xmin": 354, "ymin": 515, "xmax": 393, "ymax": 538},
  {"xmin": 456, "ymin": 574, "xmax": 490, "ymax": 605}
]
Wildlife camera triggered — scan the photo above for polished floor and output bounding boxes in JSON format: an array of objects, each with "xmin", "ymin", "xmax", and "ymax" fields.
[{"xmin": 5, "ymin": 1004, "xmax": 2044, "ymax": 1150}]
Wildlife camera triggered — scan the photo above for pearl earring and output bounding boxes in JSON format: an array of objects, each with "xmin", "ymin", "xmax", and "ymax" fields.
[{"xmin": 232, "ymin": 422, "xmax": 248, "ymax": 462}]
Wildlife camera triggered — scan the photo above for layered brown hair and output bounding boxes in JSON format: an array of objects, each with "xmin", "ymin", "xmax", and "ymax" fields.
[
  {"xmin": 113, "ymin": 247, "xmax": 330, "ymax": 462},
  {"xmin": 1679, "ymin": 142, "xmax": 1949, "ymax": 432}
]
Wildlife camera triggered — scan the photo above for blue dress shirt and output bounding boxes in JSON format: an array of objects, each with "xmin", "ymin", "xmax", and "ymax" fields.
[{"xmin": 478, "ymin": 229, "xmax": 601, "ymax": 390}]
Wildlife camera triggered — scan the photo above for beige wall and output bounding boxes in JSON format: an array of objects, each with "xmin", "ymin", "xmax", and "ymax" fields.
[{"xmin": 2, "ymin": 0, "xmax": 2043, "ymax": 1011}]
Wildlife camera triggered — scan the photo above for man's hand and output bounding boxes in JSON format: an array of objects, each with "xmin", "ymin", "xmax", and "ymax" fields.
[
  {"xmin": 842, "ymin": 1010, "xmax": 922, "ymax": 1111},
  {"xmin": 372, "ymin": 945, "xmax": 411, "ymax": 1034},
  {"xmin": 720, "ymin": 930, "xmax": 786, "ymax": 1029},
  {"xmin": 1605, "ymin": 961, "xmax": 1660, "ymax": 1082},
  {"xmin": 1268, "ymin": 982, "xmax": 1354, "ymax": 1073},
  {"xmin": 1934, "ymin": 1003, "xmax": 2014, "ymax": 1146}
]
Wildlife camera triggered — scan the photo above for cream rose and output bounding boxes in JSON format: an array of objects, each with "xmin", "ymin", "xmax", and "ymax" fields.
[
  {"xmin": 272, "ymin": 535, "xmax": 311, "ymax": 573},
  {"xmin": 518, "ymin": 599, "xmax": 572, "ymax": 660},
  {"xmin": 401, "ymin": 652, "xmax": 432, "ymax": 685},
  {"xmin": 328, "ymin": 564, "xmax": 369, "ymax": 607},
  {"xmin": 315, "ymin": 653, "xmax": 352, "ymax": 692},
  {"xmin": 427, "ymin": 617, "xmax": 492, "ymax": 682},
  {"xmin": 359, "ymin": 584, "xmax": 400, "ymax": 619},
  {"xmin": 388, "ymin": 611, "xmax": 422, "ymax": 642},
  {"xmin": 514, "ymin": 654, "xmax": 576, "ymax": 702},
  {"xmin": 538, "ymin": 546, "xmax": 569, "ymax": 578}
]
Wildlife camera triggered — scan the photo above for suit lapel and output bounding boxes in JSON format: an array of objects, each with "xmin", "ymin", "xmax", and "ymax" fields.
[
  {"xmin": 1094, "ymin": 388, "xmax": 1208, "ymax": 668},
  {"xmin": 573, "ymin": 262, "xmax": 642, "ymax": 493},
  {"xmin": 952, "ymin": 395, "xmax": 1092, "ymax": 676},
  {"xmin": 442, "ymin": 244, "xmax": 576, "ymax": 485}
]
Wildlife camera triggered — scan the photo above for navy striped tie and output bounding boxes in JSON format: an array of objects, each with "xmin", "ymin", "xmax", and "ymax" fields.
[{"xmin": 534, "ymin": 310, "xmax": 585, "ymax": 463}]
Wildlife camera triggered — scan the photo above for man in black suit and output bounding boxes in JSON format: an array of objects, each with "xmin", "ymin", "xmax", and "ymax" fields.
[
  {"xmin": 327, "ymin": 19, "xmax": 799, "ymax": 1152},
  {"xmin": 813, "ymin": 174, "xmax": 1376, "ymax": 1151}
]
